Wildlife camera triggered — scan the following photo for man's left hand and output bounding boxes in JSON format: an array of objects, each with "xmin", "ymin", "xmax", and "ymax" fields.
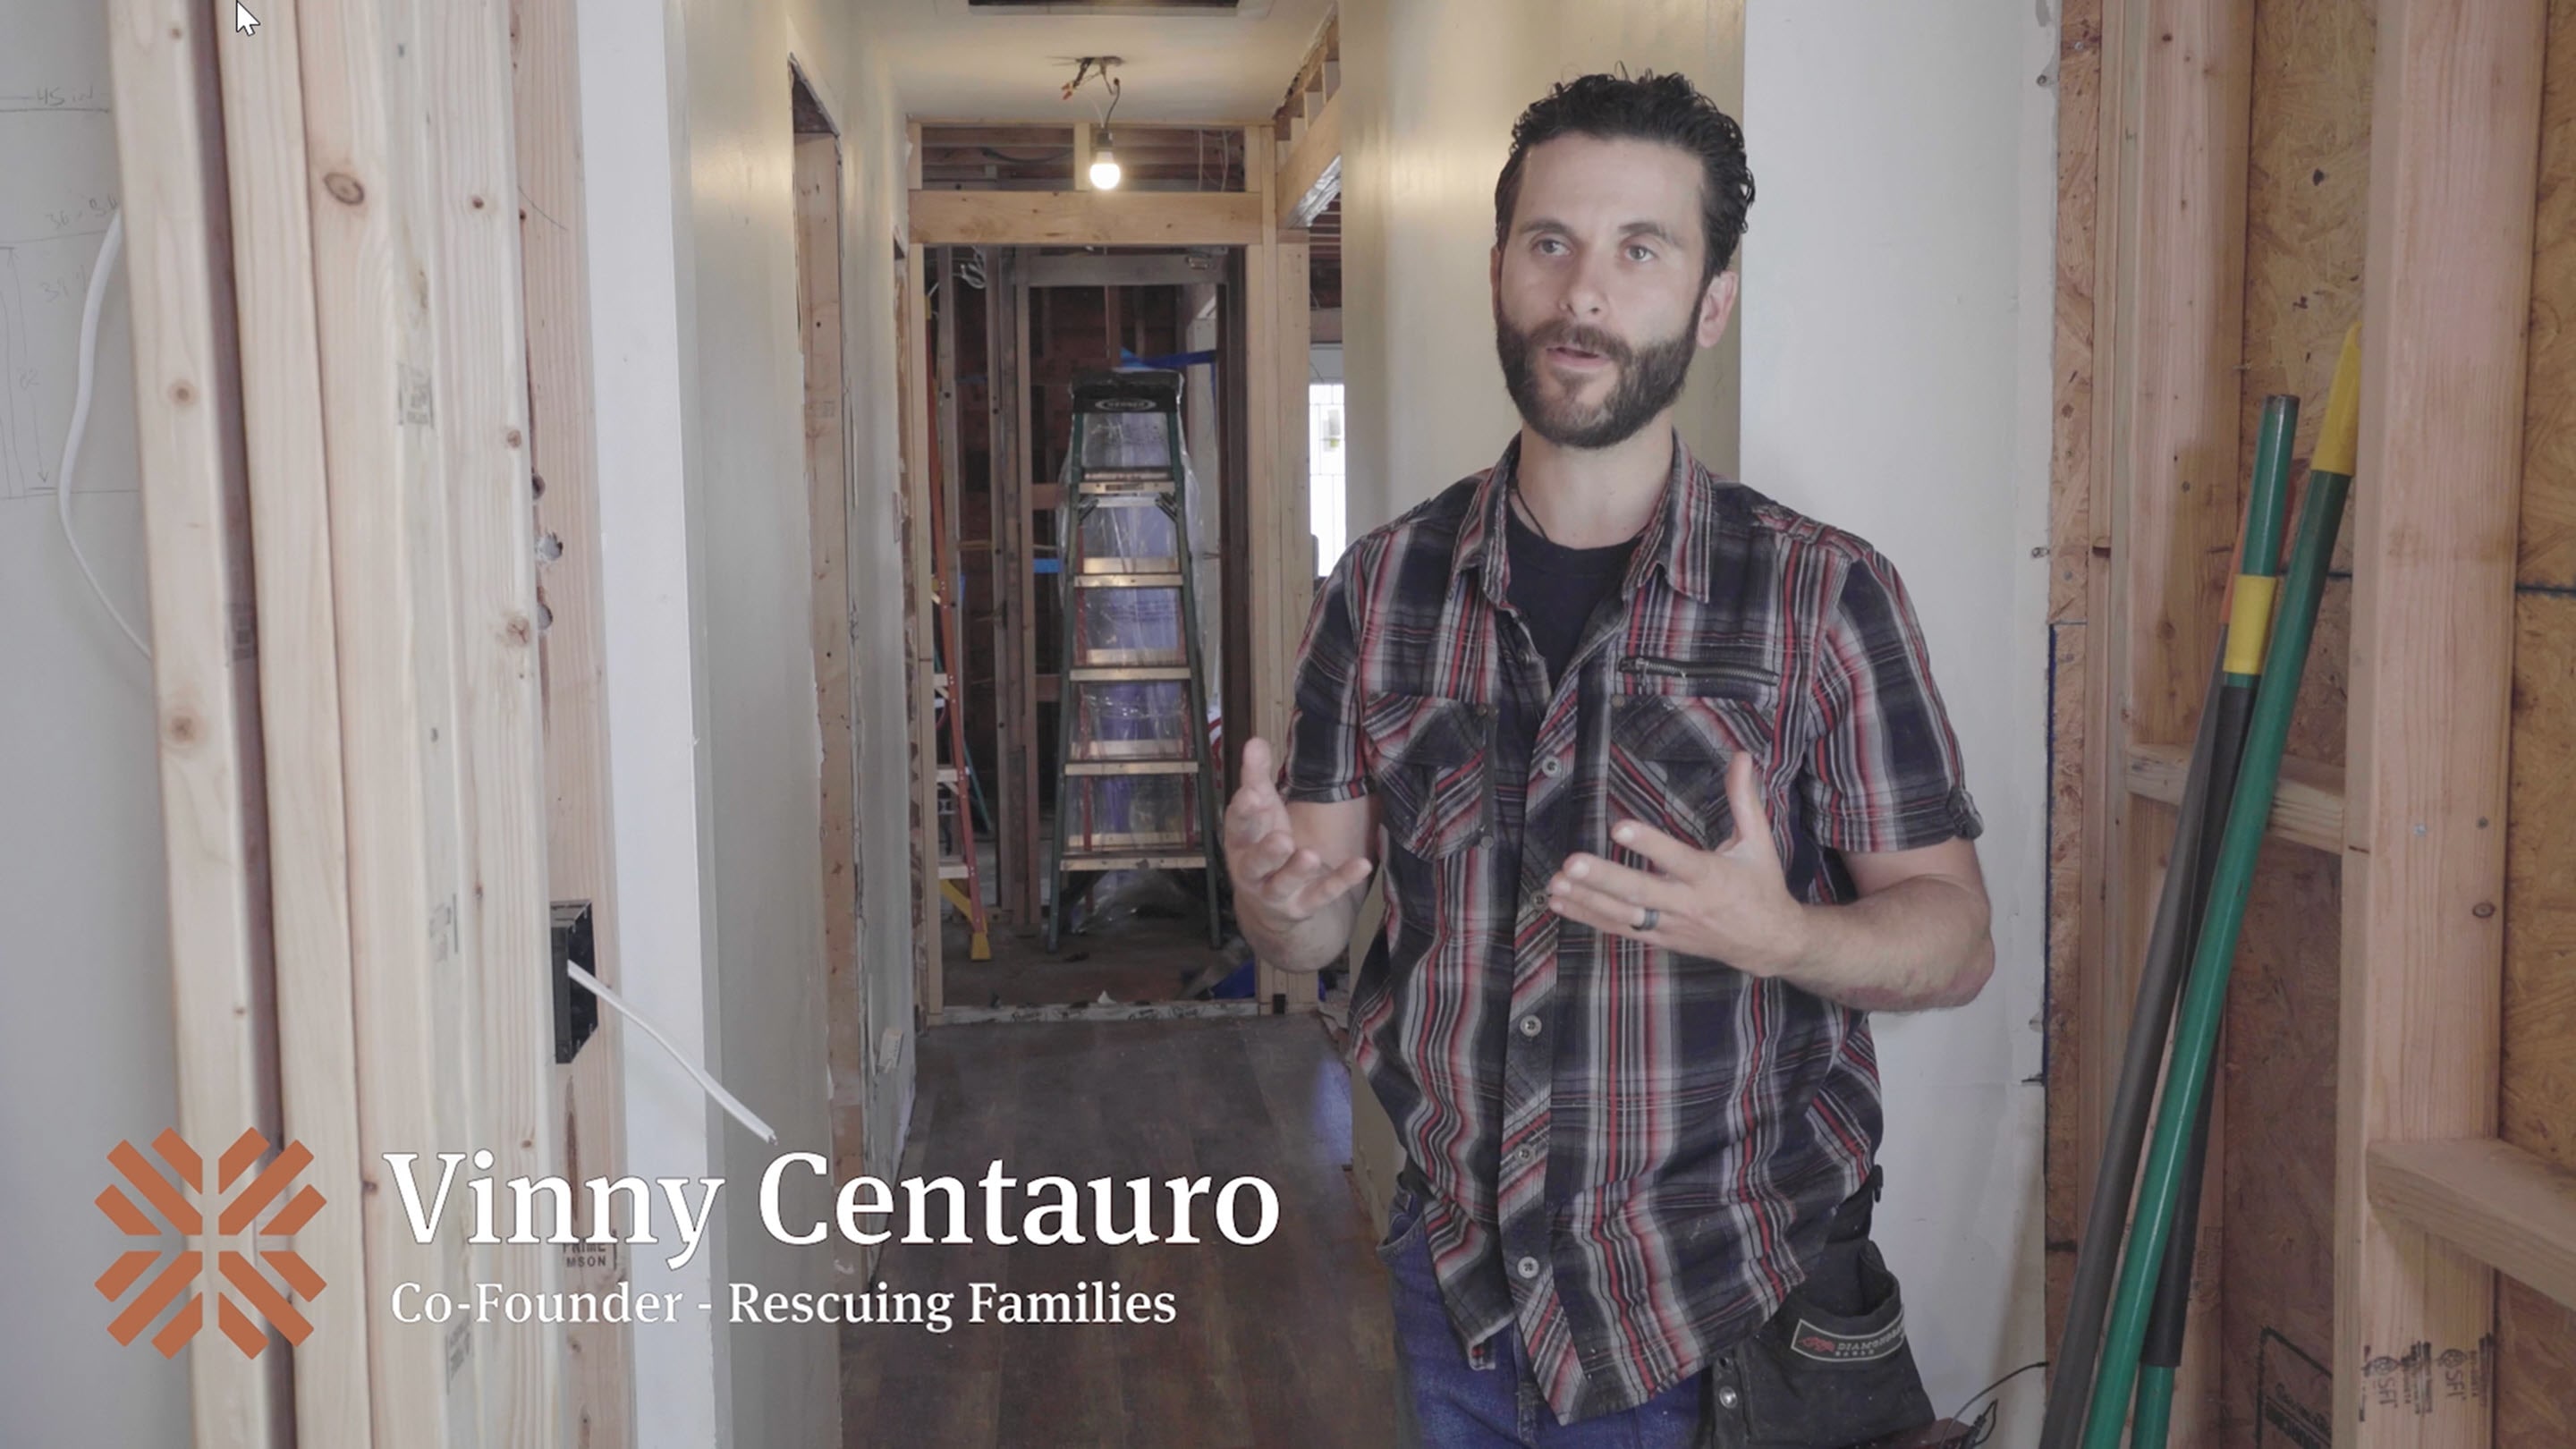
[{"xmin": 1545, "ymin": 751, "xmax": 1810, "ymax": 975}]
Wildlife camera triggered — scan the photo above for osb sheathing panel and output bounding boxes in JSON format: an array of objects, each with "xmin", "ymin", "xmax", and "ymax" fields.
[
  {"xmin": 2217, "ymin": 4, "xmax": 2372, "ymax": 1442},
  {"xmin": 2520, "ymin": 0, "xmax": 2576, "ymax": 587},
  {"xmin": 2500, "ymin": 592, "xmax": 2576, "ymax": 1443},
  {"xmin": 2219, "ymin": 839, "xmax": 2342, "ymax": 1445},
  {"xmin": 2497, "ymin": 7, "xmax": 2576, "ymax": 1441}
]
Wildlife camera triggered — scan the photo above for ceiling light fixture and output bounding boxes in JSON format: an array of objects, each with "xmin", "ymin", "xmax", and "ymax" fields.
[
  {"xmin": 1089, "ymin": 128, "xmax": 1123, "ymax": 190},
  {"xmin": 1064, "ymin": 56, "xmax": 1125, "ymax": 191}
]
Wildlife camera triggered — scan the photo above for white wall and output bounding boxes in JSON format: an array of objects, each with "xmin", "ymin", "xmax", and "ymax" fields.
[
  {"xmin": 1740, "ymin": 6, "xmax": 2057, "ymax": 1439},
  {"xmin": 580, "ymin": 0, "xmax": 918, "ymax": 1445},
  {"xmin": 0, "ymin": 4, "xmax": 191, "ymax": 1445},
  {"xmin": 1338, "ymin": 0, "xmax": 1743, "ymax": 535}
]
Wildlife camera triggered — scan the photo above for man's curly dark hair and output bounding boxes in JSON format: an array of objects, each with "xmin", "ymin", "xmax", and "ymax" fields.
[{"xmin": 1493, "ymin": 71, "xmax": 1756, "ymax": 286}]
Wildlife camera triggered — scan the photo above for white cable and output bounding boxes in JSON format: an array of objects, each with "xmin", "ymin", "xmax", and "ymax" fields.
[
  {"xmin": 566, "ymin": 962, "xmax": 779, "ymax": 1145},
  {"xmin": 58, "ymin": 208, "xmax": 149, "ymax": 660}
]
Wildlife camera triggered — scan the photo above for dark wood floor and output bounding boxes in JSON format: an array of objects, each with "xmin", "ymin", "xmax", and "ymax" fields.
[{"xmin": 840, "ymin": 1015, "xmax": 1399, "ymax": 1449}]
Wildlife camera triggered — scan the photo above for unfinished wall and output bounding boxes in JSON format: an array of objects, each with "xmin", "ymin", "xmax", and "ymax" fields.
[
  {"xmin": 1336, "ymin": 0, "xmax": 1743, "ymax": 534},
  {"xmin": 580, "ymin": 0, "xmax": 918, "ymax": 1444},
  {"xmin": 1739, "ymin": 5, "xmax": 2058, "ymax": 1438},
  {"xmin": 0, "ymin": 4, "xmax": 189, "ymax": 1444}
]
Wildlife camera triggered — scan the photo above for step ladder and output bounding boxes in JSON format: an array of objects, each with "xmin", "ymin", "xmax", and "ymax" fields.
[{"xmin": 1046, "ymin": 370, "xmax": 1224, "ymax": 951}]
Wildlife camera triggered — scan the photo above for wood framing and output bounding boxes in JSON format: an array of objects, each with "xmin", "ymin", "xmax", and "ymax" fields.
[
  {"xmin": 2123, "ymin": 745, "xmax": 2343, "ymax": 853},
  {"xmin": 2366, "ymin": 1141, "xmax": 2576, "ymax": 1314},
  {"xmin": 1276, "ymin": 94, "xmax": 1341, "ymax": 231},
  {"xmin": 121, "ymin": 0, "xmax": 572, "ymax": 1441},
  {"xmin": 1023, "ymin": 252, "xmax": 1229, "ymax": 290},
  {"xmin": 208, "ymin": 0, "xmax": 372, "ymax": 1440},
  {"xmin": 2334, "ymin": 3, "xmax": 2547, "ymax": 1444},
  {"xmin": 2082, "ymin": 3, "xmax": 2258, "ymax": 1434},
  {"xmin": 798, "ymin": 130, "xmax": 869, "ymax": 1199},
  {"xmin": 105, "ymin": 1, "xmax": 291, "ymax": 1439},
  {"xmin": 908, "ymin": 190, "xmax": 1266, "ymax": 248},
  {"xmin": 904, "ymin": 123, "xmax": 945, "ymax": 1021},
  {"xmin": 513, "ymin": 0, "xmax": 636, "ymax": 1437}
]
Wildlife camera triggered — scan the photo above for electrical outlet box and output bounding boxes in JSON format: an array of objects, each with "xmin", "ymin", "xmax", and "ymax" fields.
[{"xmin": 551, "ymin": 901, "xmax": 599, "ymax": 1063}]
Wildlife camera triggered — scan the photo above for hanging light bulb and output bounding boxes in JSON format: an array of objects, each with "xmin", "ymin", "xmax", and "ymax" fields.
[{"xmin": 1089, "ymin": 128, "xmax": 1123, "ymax": 191}]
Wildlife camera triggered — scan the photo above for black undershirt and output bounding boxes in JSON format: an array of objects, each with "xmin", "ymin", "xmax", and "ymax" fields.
[{"xmin": 1504, "ymin": 503, "xmax": 1640, "ymax": 691}]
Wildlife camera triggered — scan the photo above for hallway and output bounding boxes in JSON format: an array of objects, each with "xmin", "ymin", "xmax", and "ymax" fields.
[{"xmin": 840, "ymin": 1016, "xmax": 1395, "ymax": 1448}]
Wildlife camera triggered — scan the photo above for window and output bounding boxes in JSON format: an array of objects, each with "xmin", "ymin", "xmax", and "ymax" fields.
[{"xmin": 1309, "ymin": 382, "xmax": 1346, "ymax": 578}]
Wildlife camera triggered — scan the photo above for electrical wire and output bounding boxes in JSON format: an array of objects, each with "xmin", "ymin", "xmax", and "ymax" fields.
[
  {"xmin": 58, "ymin": 208, "xmax": 149, "ymax": 660},
  {"xmin": 568, "ymin": 962, "xmax": 779, "ymax": 1144},
  {"xmin": 1952, "ymin": 1360, "xmax": 2048, "ymax": 1442}
]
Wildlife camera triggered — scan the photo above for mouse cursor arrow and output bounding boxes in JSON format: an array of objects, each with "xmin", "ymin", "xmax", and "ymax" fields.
[{"xmin": 234, "ymin": 3, "xmax": 260, "ymax": 34}]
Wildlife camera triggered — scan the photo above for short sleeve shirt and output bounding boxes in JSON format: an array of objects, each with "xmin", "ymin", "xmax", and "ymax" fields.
[{"xmin": 1283, "ymin": 432, "xmax": 1983, "ymax": 1423}]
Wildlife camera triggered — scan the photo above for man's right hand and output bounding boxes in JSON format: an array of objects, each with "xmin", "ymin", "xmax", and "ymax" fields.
[{"xmin": 1225, "ymin": 737, "xmax": 1374, "ymax": 945}]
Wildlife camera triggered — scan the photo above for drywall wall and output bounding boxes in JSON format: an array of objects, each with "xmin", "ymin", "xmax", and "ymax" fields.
[
  {"xmin": 580, "ymin": 0, "xmax": 918, "ymax": 1444},
  {"xmin": 1337, "ymin": 0, "xmax": 1744, "ymax": 533},
  {"xmin": 1738, "ymin": 5, "xmax": 2057, "ymax": 1439},
  {"xmin": 0, "ymin": 3, "xmax": 190, "ymax": 1445}
]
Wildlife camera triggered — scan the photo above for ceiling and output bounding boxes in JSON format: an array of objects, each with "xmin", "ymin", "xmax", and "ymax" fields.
[{"xmin": 859, "ymin": 0, "xmax": 1335, "ymax": 124}]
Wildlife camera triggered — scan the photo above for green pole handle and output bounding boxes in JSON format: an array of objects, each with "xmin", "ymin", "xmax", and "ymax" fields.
[{"xmin": 2077, "ymin": 324, "xmax": 2362, "ymax": 1449}]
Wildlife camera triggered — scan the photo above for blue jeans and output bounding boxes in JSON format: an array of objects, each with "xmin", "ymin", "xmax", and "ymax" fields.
[{"xmin": 1380, "ymin": 1184, "xmax": 1703, "ymax": 1449}]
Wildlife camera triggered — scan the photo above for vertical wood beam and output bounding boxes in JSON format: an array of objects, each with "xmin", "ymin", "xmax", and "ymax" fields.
[
  {"xmin": 104, "ymin": 1, "xmax": 291, "ymax": 1441},
  {"xmin": 1244, "ymin": 127, "xmax": 1292, "ymax": 1007},
  {"xmin": 1011, "ymin": 255, "xmax": 1043, "ymax": 927},
  {"xmin": 422, "ymin": 0, "xmax": 565, "ymax": 1436},
  {"xmin": 211, "ymin": 0, "xmax": 373, "ymax": 1438},
  {"xmin": 798, "ymin": 135, "xmax": 866, "ymax": 1199},
  {"xmin": 2334, "ymin": 1, "xmax": 2547, "ymax": 1442},
  {"xmin": 2089, "ymin": 2, "xmax": 2255, "ymax": 1438},
  {"xmin": 296, "ymin": 0, "xmax": 565, "ymax": 1436},
  {"xmin": 903, "ymin": 123, "xmax": 945, "ymax": 1019},
  {"xmin": 511, "ymin": 0, "xmax": 635, "ymax": 1437}
]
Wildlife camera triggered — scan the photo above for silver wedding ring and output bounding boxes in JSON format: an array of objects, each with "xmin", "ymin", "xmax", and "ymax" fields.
[{"xmin": 1634, "ymin": 906, "xmax": 1659, "ymax": 933}]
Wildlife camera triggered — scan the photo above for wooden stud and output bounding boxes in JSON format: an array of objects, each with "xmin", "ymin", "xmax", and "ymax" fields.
[
  {"xmin": 511, "ymin": 0, "xmax": 635, "ymax": 1436},
  {"xmin": 422, "ymin": 0, "xmax": 566, "ymax": 1435},
  {"xmin": 1011, "ymin": 256, "xmax": 1043, "ymax": 928},
  {"xmin": 2335, "ymin": 2, "xmax": 2547, "ymax": 1443},
  {"xmin": 908, "ymin": 191, "xmax": 1265, "ymax": 248},
  {"xmin": 296, "ymin": 0, "xmax": 568, "ymax": 1434},
  {"xmin": 103, "ymin": 1, "xmax": 291, "ymax": 1441},
  {"xmin": 205, "ymin": 0, "xmax": 375, "ymax": 1440},
  {"xmin": 798, "ymin": 133, "xmax": 869, "ymax": 1200},
  {"xmin": 904, "ymin": 123, "xmax": 945, "ymax": 1021},
  {"xmin": 2086, "ymin": 1, "xmax": 2255, "ymax": 1436}
]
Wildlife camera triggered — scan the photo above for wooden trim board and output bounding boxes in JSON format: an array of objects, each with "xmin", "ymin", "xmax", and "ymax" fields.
[{"xmin": 909, "ymin": 190, "xmax": 1265, "ymax": 247}]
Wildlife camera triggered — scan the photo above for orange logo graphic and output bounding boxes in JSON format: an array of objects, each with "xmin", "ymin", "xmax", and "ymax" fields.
[{"xmin": 96, "ymin": 1128, "xmax": 326, "ymax": 1358}]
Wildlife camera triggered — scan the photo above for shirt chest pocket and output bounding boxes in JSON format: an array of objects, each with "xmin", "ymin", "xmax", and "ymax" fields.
[
  {"xmin": 1606, "ymin": 691, "xmax": 1778, "ymax": 854},
  {"xmin": 1361, "ymin": 693, "xmax": 1494, "ymax": 860}
]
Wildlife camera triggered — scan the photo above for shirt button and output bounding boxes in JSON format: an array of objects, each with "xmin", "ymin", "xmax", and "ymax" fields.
[
  {"xmin": 1539, "ymin": 757, "xmax": 1563, "ymax": 778},
  {"xmin": 1717, "ymin": 1386, "xmax": 1740, "ymax": 1410},
  {"xmin": 1516, "ymin": 1256, "xmax": 1542, "ymax": 1281},
  {"xmin": 1519, "ymin": 1014, "xmax": 1543, "ymax": 1038}
]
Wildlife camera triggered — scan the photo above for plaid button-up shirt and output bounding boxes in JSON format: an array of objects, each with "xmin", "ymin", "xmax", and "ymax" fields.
[{"xmin": 1285, "ymin": 433, "xmax": 1983, "ymax": 1423}]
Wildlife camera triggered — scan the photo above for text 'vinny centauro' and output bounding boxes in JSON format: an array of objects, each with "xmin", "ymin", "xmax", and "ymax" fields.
[{"xmin": 382, "ymin": 1151, "xmax": 1283, "ymax": 1270}]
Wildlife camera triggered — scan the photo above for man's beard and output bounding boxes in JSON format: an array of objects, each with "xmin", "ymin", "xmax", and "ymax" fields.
[{"xmin": 1495, "ymin": 310, "xmax": 1697, "ymax": 450}]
